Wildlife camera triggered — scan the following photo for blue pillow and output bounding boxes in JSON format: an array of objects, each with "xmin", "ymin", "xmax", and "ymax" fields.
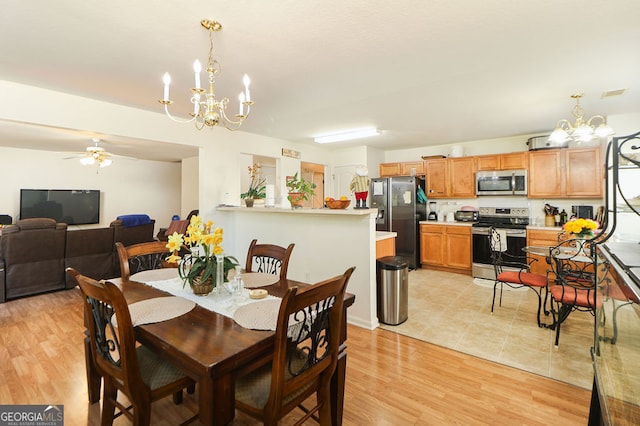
[{"xmin": 116, "ymin": 214, "xmax": 151, "ymax": 228}]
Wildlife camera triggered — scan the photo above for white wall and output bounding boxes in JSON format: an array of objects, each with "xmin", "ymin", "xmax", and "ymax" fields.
[{"xmin": 0, "ymin": 146, "xmax": 181, "ymax": 230}]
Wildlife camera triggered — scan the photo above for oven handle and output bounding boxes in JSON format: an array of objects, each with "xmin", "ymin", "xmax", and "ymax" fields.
[{"xmin": 472, "ymin": 227, "xmax": 527, "ymax": 237}]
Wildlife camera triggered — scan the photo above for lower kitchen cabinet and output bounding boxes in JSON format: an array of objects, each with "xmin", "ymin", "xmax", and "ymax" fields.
[
  {"xmin": 526, "ymin": 228, "xmax": 562, "ymax": 275},
  {"xmin": 420, "ymin": 223, "xmax": 472, "ymax": 273}
]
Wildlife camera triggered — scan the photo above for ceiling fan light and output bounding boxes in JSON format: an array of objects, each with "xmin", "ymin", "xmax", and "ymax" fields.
[
  {"xmin": 99, "ymin": 158, "xmax": 112, "ymax": 167},
  {"xmin": 80, "ymin": 157, "xmax": 95, "ymax": 166}
]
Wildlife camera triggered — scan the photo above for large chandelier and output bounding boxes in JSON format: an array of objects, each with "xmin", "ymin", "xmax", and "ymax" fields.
[
  {"xmin": 159, "ymin": 19, "xmax": 253, "ymax": 131},
  {"xmin": 548, "ymin": 93, "xmax": 614, "ymax": 144}
]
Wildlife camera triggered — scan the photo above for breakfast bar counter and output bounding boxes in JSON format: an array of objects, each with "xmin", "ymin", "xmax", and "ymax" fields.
[{"xmin": 216, "ymin": 205, "xmax": 379, "ymax": 329}]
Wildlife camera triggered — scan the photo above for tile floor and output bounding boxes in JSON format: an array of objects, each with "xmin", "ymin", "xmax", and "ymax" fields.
[{"xmin": 379, "ymin": 268, "xmax": 595, "ymax": 389}]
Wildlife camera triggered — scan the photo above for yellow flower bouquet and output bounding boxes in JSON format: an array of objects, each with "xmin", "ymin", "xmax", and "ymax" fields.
[
  {"xmin": 562, "ymin": 218, "xmax": 598, "ymax": 238},
  {"xmin": 166, "ymin": 215, "xmax": 239, "ymax": 288}
]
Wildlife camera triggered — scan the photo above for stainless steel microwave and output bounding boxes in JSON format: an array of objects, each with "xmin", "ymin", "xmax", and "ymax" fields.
[{"xmin": 476, "ymin": 170, "xmax": 527, "ymax": 196}]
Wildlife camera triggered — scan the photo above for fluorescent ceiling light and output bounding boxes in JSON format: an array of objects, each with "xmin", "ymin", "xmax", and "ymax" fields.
[{"xmin": 314, "ymin": 127, "xmax": 380, "ymax": 144}]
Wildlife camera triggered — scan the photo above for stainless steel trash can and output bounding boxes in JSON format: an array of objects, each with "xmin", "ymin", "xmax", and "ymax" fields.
[{"xmin": 376, "ymin": 256, "xmax": 408, "ymax": 325}]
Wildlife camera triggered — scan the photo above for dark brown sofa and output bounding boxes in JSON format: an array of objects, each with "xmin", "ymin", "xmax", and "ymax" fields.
[
  {"xmin": 0, "ymin": 218, "xmax": 68, "ymax": 302},
  {"xmin": 0, "ymin": 218, "xmax": 155, "ymax": 302}
]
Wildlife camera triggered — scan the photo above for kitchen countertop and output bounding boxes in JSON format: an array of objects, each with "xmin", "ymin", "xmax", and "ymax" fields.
[
  {"xmin": 418, "ymin": 221, "xmax": 474, "ymax": 226},
  {"xmin": 376, "ymin": 231, "xmax": 397, "ymax": 241},
  {"xmin": 527, "ymin": 225, "xmax": 564, "ymax": 231}
]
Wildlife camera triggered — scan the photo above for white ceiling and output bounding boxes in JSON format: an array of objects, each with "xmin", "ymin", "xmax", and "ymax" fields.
[{"xmin": 1, "ymin": 0, "xmax": 639, "ymax": 162}]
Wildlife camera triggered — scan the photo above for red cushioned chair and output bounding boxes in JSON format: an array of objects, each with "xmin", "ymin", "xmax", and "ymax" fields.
[{"xmin": 489, "ymin": 227, "xmax": 549, "ymax": 327}]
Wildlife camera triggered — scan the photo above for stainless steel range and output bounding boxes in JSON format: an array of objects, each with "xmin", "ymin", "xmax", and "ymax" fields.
[{"xmin": 471, "ymin": 207, "xmax": 529, "ymax": 280}]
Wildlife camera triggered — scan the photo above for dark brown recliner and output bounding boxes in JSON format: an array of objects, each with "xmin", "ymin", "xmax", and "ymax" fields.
[
  {"xmin": 0, "ymin": 218, "xmax": 68, "ymax": 302},
  {"xmin": 64, "ymin": 227, "xmax": 118, "ymax": 288},
  {"xmin": 110, "ymin": 218, "xmax": 156, "ymax": 248}
]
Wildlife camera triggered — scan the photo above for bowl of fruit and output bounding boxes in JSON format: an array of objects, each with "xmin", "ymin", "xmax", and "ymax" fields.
[{"xmin": 325, "ymin": 196, "xmax": 351, "ymax": 209}]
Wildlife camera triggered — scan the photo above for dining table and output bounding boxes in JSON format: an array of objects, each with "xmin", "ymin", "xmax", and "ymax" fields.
[{"xmin": 82, "ymin": 268, "xmax": 356, "ymax": 425}]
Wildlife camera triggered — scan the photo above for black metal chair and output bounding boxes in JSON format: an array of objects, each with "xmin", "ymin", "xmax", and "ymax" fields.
[
  {"xmin": 547, "ymin": 238, "xmax": 603, "ymax": 346},
  {"xmin": 489, "ymin": 227, "xmax": 549, "ymax": 327}
]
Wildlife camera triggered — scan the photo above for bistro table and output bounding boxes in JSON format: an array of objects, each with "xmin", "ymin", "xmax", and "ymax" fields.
[{"xmin": 82, "ymin": 269, "xmax": 355, "ymax": 425}]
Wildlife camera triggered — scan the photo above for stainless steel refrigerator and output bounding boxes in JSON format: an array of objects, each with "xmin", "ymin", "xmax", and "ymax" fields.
[{"xmin": 370, "ymin": 176, "xmax": 427, "ymax": 269}]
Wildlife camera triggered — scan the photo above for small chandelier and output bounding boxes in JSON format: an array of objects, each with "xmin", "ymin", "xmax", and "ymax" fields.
[
  {"xmin": 159, "ymin": 19, "xmax": 254, "ymax": 131},
  {"xmin": 548, "ymin": 93, "xmax": 614, "ymax": 144}
]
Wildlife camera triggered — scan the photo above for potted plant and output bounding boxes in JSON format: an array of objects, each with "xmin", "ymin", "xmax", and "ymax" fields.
[
  {"xmin": 240, "ymin": 163, "xmax": 266, "ymax": 207},
  {"xmin": 165, "ymin": 215, "xmax": 239, "ymax": 294},
  {"xmin": 286, "ymin": 172, "xmax": 317, "ymax": 208}
]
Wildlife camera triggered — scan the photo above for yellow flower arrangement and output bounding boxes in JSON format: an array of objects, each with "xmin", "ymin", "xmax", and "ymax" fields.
[
  {"xmin": 563, "ymin": 218, "xmax": 598, "ymax": 238},
  {"xmin": 165, "ymin": 215, "xmax": 238, "ymax": 287}
]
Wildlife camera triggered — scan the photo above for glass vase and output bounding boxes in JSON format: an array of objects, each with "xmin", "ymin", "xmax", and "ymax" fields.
[{"xmin": 215, "ymin": 254, "xmax": 224, "ymax": 292}]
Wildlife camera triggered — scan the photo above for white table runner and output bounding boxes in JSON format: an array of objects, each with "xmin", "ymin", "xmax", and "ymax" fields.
[{"xmin": 139, "ymin": 268, "xmax": 281, "ymax": 322}]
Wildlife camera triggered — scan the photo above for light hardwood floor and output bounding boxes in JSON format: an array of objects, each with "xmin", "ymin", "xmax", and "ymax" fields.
[{"xmin": 0, "ymin": 287, "xmax": 591, "ymax": 425}]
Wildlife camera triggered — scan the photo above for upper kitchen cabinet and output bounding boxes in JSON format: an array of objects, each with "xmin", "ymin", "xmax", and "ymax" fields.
[
  {"xmin": 528, "ymin": 147, "xmax": 603, "ymax": 198},
  {"xmin": 476, "ymin": 152, "xmax": 528, "ymax": 171},
  {"xmin": 424, "ymin": 157, "xmax": 476, "ymax": 198},
  {"xmin": 565, "ymin": 147, "xmax": 603, "ymax": 197},
  {"xmin": 379, "ymin": 162, "xmax": 401, "ymax": 177},
  {"xmin": 449, "ymin": 157, "xmax": 476, "ymax": 197},
  {"xmin": 400, "ymin": 161, "xmax": 425, "ymax": 176},
  {"xmin": 424, "ymin": 158, "xmax": 447, "ymax": 197},
  {"xmin": 379, "ymin": 161, "xmax": 425, "ymax": 177}
]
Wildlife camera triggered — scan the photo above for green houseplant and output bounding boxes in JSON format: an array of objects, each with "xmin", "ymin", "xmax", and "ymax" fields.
[
  {"xmin": 286, "ymin": 172, "xmax": 316, "ymax": 208},
  {"xmin": 240, "ymin": 163, "xmax": 266, "ymax": 207}
]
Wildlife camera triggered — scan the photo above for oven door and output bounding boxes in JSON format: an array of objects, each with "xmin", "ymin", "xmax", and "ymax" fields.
[{"xmin": 472, "ymin": 227, "xmax": 527, "ymax": 279}]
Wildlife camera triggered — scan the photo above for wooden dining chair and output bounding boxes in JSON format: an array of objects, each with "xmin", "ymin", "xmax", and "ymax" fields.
[
  {"xmin": 547, "ymin": 238, "xmax": 603, "ymax": 346},
  {"xmin": 244, "ymin": 239, "xmax": 295, "ymax": 281},
  {"xmin": 234, "ymin": 266, "xmax": 355, "ymax": 425},
  {"xmin": 116, "ymin": 241, "xmax": 175, "ymax": 282},
  {"xmin": 489, "ymin": 227, "xmax": 549, "ymax": 327},
  {"xmin": 68, "ymin": 268, "xmax": 196, "ymax": 425}
]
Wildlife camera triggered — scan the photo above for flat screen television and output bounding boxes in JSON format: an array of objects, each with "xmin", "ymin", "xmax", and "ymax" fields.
[{"xmin": 20, "ymin": 189, "xmax": 100, "ymax": 225}]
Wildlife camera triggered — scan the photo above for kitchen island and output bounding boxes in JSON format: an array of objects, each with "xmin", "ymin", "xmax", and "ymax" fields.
[{"xmin": 216, "ymin": 206, "xmax": 379, "ymax": 329}]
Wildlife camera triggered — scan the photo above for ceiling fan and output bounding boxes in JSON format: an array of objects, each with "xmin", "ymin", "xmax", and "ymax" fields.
[{"xmin": 78, "ymin": 138, "xmax": 113, "ymax": 168}]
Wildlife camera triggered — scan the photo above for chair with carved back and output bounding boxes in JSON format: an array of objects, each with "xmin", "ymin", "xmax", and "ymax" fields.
[
  {"xmin": 245, "ymin": 239, "xmax": 295, "ymax": 281},
  {"xmin": 67, "ymin": 268, "xmax": 196, "ymax": 425},
  {"xmin": 116, "ymin": 241, "xmax": 175, "ymax": 282},
  {"xmin": 547, "ymin": 237, "xmax": 604, "ymax": 346},
  {"xmin": 489, "ymin": 227, "xmax": 549, "ymax": 327},
  {"xmin": 234, "ymin": 266, "xmax": 355, "ymax": 425}
]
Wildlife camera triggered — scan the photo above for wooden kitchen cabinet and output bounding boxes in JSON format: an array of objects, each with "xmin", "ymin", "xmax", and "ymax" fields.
[
  {"xmin": 424, "ymin": 159, "xmax": 448, "ymax": 197},
  {"xmin": 476, "ymin": 152, "xmax": 528, "ymax": 171},
  {"xmin": 379, "ymin": 162, "xmax": 401, "ymax": 177},
  {"xmin": 400, "ymin": 161, "xmax": 425, "ymax": 176},
  {"xmin": 379, "ymin": 161, "xmax": 426, "ymax": 177},
  {"xmin": 420, "ymin": 224, "xmax": 445, "ymax": 265},
  {"xmin": 424, "ymin": 157, "xmax": 476, "ymax": 198},
  {"xmin": 526, "ymin": 228, "xmax": 561, "ymax": 276},
  {"xmin": 528, "ymin": 147, "xmax": 602, "ymax": 198},
  {"xmin": 420, "ymin": 224, "xmax": 471, "ymax": 273},
  {"xmin": 528, "ymin": 149, "xmax": 563, "ymax": 197},
  {"xmin": 449, "ymin": 157, "xmax": 476, "ymax": 197},
  {"xmin": 565, "ymin": 147, "xmax": 603, "ymax": 197}
]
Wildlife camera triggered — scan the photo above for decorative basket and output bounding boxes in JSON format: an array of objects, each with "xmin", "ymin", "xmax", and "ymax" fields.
[
  {"xmin": 326, "ymin": 199, "xmax": 351, "ymax": 209},
  {"xmin": 191, "ymin": 275, "xmax": 214, "ymax": 296}
]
